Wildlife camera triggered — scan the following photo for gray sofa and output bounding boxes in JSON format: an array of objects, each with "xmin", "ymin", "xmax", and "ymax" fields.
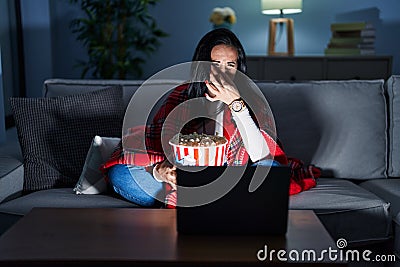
[{"xmin": 1, "ymin": 76, "xmax": 400, "ymax": 263}]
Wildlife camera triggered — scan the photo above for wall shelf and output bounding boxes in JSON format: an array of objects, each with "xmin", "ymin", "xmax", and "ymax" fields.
[{"xmin": 246, "ymin": 55, "xmax": 392, "ymax": 81}]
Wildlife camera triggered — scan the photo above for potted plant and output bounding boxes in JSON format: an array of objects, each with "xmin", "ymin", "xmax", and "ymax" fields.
[{"xmin": 69, "ymin": 0, "xmax": 167, "ymax": 79}]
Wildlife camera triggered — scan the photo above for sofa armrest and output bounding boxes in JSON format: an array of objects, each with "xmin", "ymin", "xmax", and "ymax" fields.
[{"xmin": 0, "ymin": 156, "xmax": 23, "ymax": 203}]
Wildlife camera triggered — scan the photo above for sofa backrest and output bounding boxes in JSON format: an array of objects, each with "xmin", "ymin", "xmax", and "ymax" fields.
[
  {"xmin": 257, "ymin": 80, "xmax": 387, "ymax": 179},
  {"xmin": 44, "ymin": 78, "xmax": 389, "ymax": 180},
  {"xmin": 386, "ymin": 75, "xmax": 400, "ymax": 177},
  {"xmin": 44, "ymin": 78, "xmax": 182, "ymax": 126},
  {"xmin": 44, "ymin": 78, "xmax": 143, "ymax": 106}
]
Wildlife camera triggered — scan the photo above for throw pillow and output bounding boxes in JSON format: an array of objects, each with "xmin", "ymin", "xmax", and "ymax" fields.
[
  {"xmin": 10, "ymin": 86, "xmax": 124, "ymax": 192},
  {"xmin": 74, "ymin": 136, "xmax": 121, "ymax": 194}
]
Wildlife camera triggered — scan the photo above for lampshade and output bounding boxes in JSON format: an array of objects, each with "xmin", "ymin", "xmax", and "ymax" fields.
[{"xmin": 261, "ymin": 0, "xmax": 302, "ymax": 15}]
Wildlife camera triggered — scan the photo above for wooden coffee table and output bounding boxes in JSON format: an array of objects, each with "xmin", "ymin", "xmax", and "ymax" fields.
[{"xmin": 0, "ymin": 208, "xmax": 346, "ymax": 266}]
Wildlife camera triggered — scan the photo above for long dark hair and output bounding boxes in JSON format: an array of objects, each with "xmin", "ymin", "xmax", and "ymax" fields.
[
  {"xmin": 186, "ymin": 29, "xmax": 275, "ymax": 138},
  {"xmin": 187, "ymin": 28, "xmax": 247, "ymax": 99}
]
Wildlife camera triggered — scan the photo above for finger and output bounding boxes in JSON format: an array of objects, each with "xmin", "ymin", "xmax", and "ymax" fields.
[
  {"xmin": 205, "ymin": 83, "xmax": 218, "ymax": 99},
  {"xmin": 218, "ymin": 79, "xmax": 238, "ymax": 95},
  {"xmin": 204, "ymin": 82, "xmax": 213, "ymax": 93},
  {"xmin": 206, "ymin": 87, "xmax": 218, "ymax": 98},
  {"xmin": 167, "ymin": 167, "xmax": 176, "ymax": 176},
  {"xmin": 205, "ymin": 93, "xmax": 217, "ymax": 102},
  {"xmin": 217, "ymin": 75, "xmax": 233, "ymax": 89},
  {"xmin": 206, "ymin": 82, "xmax": 223, "ymax": 99},
  {"xmin": 224, "ymin": 85, "xmax": 239, "ymax": 95},
  {"xmin": 168, "ymin": 174, "xmax": 176, "ymax": 184},
  {"xmin": 220, "ymin": 70, "xmax": 234, "ymax": 83},
  {"xmin": 214, "ymin": 71, "xmax": 227, "ymax": 86},
  {"xmin": 208, "ymin": 79, "xmax": 222, "ymax": 90},
  {"xmin": 169, "ymin": 182, "xmax": 177, "ymax": 191},
  {"xmin": 209, "ymin": 77, "xmax": 233, "ymax": 94},
  {"xmin": 205, "ymin": 80, "xmax": 219, "ymax": 93},
  {"xmin": 166, "ymin": 174, "xmax": 177, "ymax": 190},
  {"xmin": 170, "ymin": 175, "xmax": 177, "ymax": 186}
]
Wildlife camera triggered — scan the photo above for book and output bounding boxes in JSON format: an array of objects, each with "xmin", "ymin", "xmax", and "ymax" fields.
[
  {"xmin": 332, "ymin": 29, "xmax": 376, "ymax": 38},
  {"xmin": 324, "ymin": 47, "xmax": 375, "ymax": 56},
  {"xmin": 330, "ymin": 21, "xmax": 374, "ymax": 32},
  {"xmin": 327, "ymin": 43, "xmax": 375, "ymax": 49},
  {"xmin": 324, "ymin": 21, "xmax": 377, "ymax": 56},
  {"xmin": 329, "ymin": 37, "xmax": 375, "ymax": 46}
]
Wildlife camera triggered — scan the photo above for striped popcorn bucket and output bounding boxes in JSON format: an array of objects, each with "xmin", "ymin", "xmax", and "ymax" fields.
[{"xmin": 169, "ymin": 141, "xmax": 228, "ymax": 166}]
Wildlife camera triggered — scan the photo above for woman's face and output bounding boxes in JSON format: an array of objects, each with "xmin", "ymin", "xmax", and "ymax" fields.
[
  {"xmin": 207, "ymin": 44, "xmax": 239, "ymax": 100},
  {"xmin": 210, "ymin": 44, "xmax": 238, "ymax": 78}
]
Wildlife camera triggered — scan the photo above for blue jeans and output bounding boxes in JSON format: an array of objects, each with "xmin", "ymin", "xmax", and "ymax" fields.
[
  {"xmin": 252, "ymin": 159, "xmax": 281, "ymax": 166},
  {"xmin": 108, "ymin": 164, "xmax": 165, "ymax": 207},
  {"xmin": 108, "ymin": 160, "xmax": 279, "ymax": 207}
]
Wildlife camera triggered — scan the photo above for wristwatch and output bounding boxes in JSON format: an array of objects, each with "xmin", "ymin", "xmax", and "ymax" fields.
[{"xmin": 229, "ymin": 98, "xmax": 246, "ymax": 112}]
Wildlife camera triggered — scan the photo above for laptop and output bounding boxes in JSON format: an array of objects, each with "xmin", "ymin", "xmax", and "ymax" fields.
[{"xmin": 176, "ymin": 165, "xmax": 291, "ymax": 235}]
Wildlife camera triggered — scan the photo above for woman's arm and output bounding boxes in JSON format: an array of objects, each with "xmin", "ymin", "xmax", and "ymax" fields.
[
  {"xmin": 204, "ymin": 79, "xmax": 271, "ymax": 162},
  {"xmin": 230, "ymin": 105, "xmax": 270, "ymax": 162}
]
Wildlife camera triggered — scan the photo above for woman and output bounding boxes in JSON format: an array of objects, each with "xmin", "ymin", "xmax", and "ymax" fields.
[{"xmin": 101, "ymin": 28, "xmax": 305, "ymax": 207}]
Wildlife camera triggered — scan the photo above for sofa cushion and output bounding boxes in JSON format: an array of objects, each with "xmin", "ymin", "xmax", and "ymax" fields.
[
  {"xmin": 386, "ymin": 75, "xmax": 400, "ymax": 177},
  {"xmin": 259, "ymin": 80, "xmax": 387, "ymax": 179},
  {"xmin": 0, "ymin": 188, "xmax": 138, "ymax": 216},
  {"xmin": 74, "ymin": 136, "xmax": 121, "ymax": 194},
  {"xmin": 10, "ymin": 86, "xmax": 124, "ymax": 192},
  {"xmin": 290, "ymin": 178, "xmax": 391, "ymax": 245},
  {"xmin": 360, "ymin": 179, "xmax": 400, "ymax": 217}
]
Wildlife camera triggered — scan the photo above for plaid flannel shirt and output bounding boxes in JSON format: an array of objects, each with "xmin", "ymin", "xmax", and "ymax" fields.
[
  {"xmin": 101, "ymin": 83, "xmax": 320, "ymax": 208},
  {"xmin": 102, "ymin": 83, "xmax": 287, "ymax": 170}
]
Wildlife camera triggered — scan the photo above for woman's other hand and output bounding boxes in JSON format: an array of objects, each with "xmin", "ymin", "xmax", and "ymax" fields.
[{"xmin": 154, "ymin": 160, "xmax": 177, "ymax": 190}]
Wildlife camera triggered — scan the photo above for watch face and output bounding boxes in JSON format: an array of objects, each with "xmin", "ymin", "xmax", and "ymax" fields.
[{"xmin": 231, "ymin": 100, "xmax": 243, "ymax": 112}]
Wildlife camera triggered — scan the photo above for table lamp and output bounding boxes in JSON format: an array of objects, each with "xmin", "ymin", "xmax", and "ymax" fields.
[{"xmin": 261, "ymin": 0, "xmax": 302, "ymax": 56}]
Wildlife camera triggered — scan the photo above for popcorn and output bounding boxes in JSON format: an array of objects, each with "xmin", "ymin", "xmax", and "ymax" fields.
[{"xmin": 170, "ymin": 132, "xmax": 226, "ymax": 146}]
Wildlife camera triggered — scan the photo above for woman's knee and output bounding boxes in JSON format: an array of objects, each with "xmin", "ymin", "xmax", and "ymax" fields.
[
  {"xmin": 108, "ymin": 164, "xmax": 163, "ymax": 207},
  {"xmin": 108, "ymin": 164, "xmax": 130, "ymax": 183}
]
